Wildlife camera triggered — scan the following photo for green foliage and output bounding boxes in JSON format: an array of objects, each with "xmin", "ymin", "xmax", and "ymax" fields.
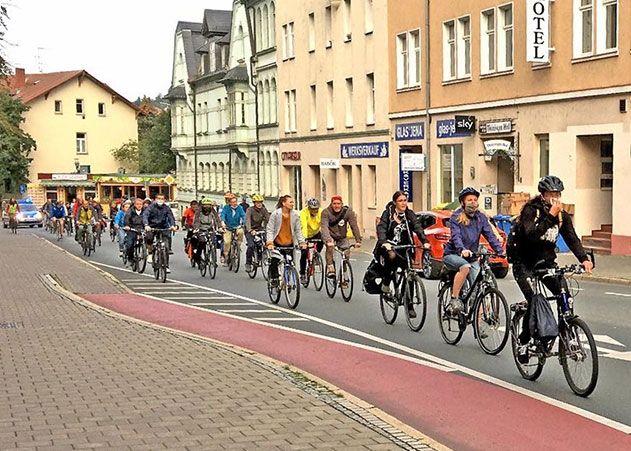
[
  {"xmin": 138, "ymin": 109, "xmax": 174, "ymax": 174},
  {"xmin": 110, "ymin": 139, "xmax": 139, "ymax": 170},
  {"xmin": 0, "ymin": 91, "xmax": 35, "ymax": 194},
  {"xmin": 0, "ymin": 4, "xmax": 9, "ymax": 77}
]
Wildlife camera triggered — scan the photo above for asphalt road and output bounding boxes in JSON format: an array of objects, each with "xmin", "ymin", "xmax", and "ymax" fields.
[{"xmin": 35, "ymin": 228, "xmax": 631, "ymax": 431}]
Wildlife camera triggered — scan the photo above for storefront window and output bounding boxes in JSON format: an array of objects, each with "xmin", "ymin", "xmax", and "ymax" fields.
[
  {"xmin": 539, "ymin": 135, "xmax": 550, "ymax": 178},
  {"xmin": 440, "ymin": 144, "xmax": 463, "ymax": 203}
]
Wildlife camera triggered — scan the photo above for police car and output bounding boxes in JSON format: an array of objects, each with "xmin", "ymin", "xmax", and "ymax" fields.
[{"xmin": 2, "ymin": 198, "xmax": 44, "ymax": 228}]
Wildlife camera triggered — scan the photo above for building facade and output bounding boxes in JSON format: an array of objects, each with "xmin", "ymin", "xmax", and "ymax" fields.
[
  {"xmin": 389, "ymin": 0, "xmax": 630, "ymax": 255},
  {"xmin": 8, "ymin": 69, "xmax": 139, "ymax": 204},
  {"xmin": 276, "ymin": 0, "xmax": 393, "ymax": 236}
]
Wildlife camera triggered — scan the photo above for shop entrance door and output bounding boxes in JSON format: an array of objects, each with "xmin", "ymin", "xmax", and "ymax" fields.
[
  {"xmin": 289, "ymin": 166, "xmax": 303, "ymax": 209},
  {"xmin": 497, "ymin": 154, "xmax": 515, "ymax": 194}
]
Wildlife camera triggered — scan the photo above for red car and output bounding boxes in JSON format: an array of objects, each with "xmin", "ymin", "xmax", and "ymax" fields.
[{"xmin": 412, "ymin": 210, "xmax": 509, "ymax": 280}]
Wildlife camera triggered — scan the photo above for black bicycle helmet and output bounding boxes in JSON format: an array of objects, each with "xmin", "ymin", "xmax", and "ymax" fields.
[
  {"xmin": 538, "ymin": 175, "xmax": 564, "ymax": 193},
  {"xmin": 458, "ymin": 187, "xmax": 480, "ymax": 202}
]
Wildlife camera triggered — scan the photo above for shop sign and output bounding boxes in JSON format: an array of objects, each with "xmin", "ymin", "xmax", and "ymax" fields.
[
  {"xmin": 395, "ymin": 122, "xmax": 425, "ymax": 141},
  {"xmin": 341, "ymin": 142, "xmax": 389, "ymax": 159},
  {"xmin": 281, "ymin": 151, "xmax": 301, "ymax": 161},
  {"xmin": 400, "ymin": 153, "xmax": 426, "ymax": 171},
  {"xmin": 455, "ymin": 115, "xmax": 476, "ymax": 134},
  {"xmin": 480, "ymin": 120, "xmax": 512, "ymax": 135},
  {"xmin": 437, "ymin": 119, "xmax": 472, "ymax": 138},
  {"xmin": 526, "ymin": 0, "xmax": 550, "ymax": 63},
  {"xmin": 320, "ymin": 158, "xmax": 340, "ymax": 169},
  {"xmin": 399, "ymin": 152, "xmax": 414, "ymax": 200},
  {"xmin": 483, "ymin": 139, "xmax": 515, "ymax": 160},
  {"xmin": 479, "ymin": 184, "xmax": 498, "ymax": 195},
  {"xmin": 52, "ymin": 173, "xmax": 87, "ymax": 181}
]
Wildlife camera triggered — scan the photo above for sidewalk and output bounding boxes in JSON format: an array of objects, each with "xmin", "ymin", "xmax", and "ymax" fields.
[{"xmin": 0, "ymin": 233, "xmax": 433, "ymax": 450}]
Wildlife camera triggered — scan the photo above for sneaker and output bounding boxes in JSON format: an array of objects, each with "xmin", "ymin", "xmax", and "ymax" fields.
[
  {"xmin": 449, "ymin": 297, "xmax": 464, "ymax": 315},
  {"xmin": 245, "ymin": 263, "xmax": 253, "ymax": 272},
  {"xmin": 517, "ymin": 344, "xmax": 530, "ymax": 364},
  {"xmin": 326, "ymin": 265, "xmax": 336, "ymax": 279},
  {"xmin": 168, "ymin": 250, "xmax": 174, "ymax": 255},
  {"xmin": 380, "ymin": 283, "xmax": 391, "ymax": 294},
  {"xmin": 300, "ymin": 274, "xmax": 308, "ymax": 285},
  {"xmin": 166, "ymin": 267, "xmax": 171, "ymax": 274},
  {"xmin": 407, "ymin": 306, "xmax": 417, "ymax": 319},
  {"xmin": 147, "ymin": 254, "xmax": 153, "ymax": 264}
]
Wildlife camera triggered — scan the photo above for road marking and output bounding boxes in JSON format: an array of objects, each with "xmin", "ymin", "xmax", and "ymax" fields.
[
  {"xmin": 254, "ymin": 317, "xmax": 310, "ymax": 322},
  {"xmin": 605, "ymin": 292, "xmax": 631, "ymax": 298},
  {"xmin": 599, "ymin": 348, "xmax": 631, "ymax": 362},
  {"xmin": 91, "ymin": 260, "xmax": 631, "ymax": 434},
  {"xmin": 219, "ymin": 309, "xmax": 280, "ymax": 313},
  {"xmin": 190, "ymin": 302, "xmax": 254, "ymax": 306},
  {"xmin": 166, "ymin": 296, "xmax": 234, "ymax": 300},
  {"xmin": 592, "ymin": 334, "xmax": 626, "ymax": 348}
]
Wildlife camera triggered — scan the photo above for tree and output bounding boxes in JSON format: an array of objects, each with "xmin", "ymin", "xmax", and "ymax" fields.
[
  {"xmin": 110, "ymin": 139, "xmax": 139, "ymax": 172},
  {"xmin": 0, "ymin": 91, "xmax": 35, "ymax": 194},
  {"xmin": 0, "ymin": 4, "xmax": 10, "ymax": 77},
  {"xmin": 138, "ymin": 109, "xmax": 174, "ymax": 174}
]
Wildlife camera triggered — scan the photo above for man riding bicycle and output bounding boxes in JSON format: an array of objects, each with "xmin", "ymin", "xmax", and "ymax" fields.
[
  {"xmin": 41, "ymin": 199, "xmax": 53, "ymax": 227},
  {"xmin": 143, "ymin": 194, "xmax": 177, "ymax": 268},
  {"xmin": 123, "ymin": 197, "xmax": 146, "ymax": 263},
  {"xmin": 511, "ymin": 176, "xmax": 593, "ymax": 355},
  {"xmin": 321, "ymin": 195, "xmax": 362, "ymax": 279},
  {"xmin": 220, "ymin": 195, "xmax": 246, "ymax": 264},
  {"xmin": 191, "ymin": 198, "xmax": 221, "ymax": 265},
  {"xmin": 114, "ymin": 200, "xmax": 130, "ymax": 256},
  {"xmin": 50, "ymin": 200, "xmax": 67, "ymax": 238},
  {"xmin": 244, "ymin": 194, "xmax": 270, "ymax": 272},
  {"xmin": 182, "ymin": 200, "xmax": 199, "ymax": 251},
  {"xmin": 299, "ymin": 198, "xmax": 324, "ymax": 285},
  {"xmin": 74, "ymin": 199, "xmax": 97, "ymax": 244}
]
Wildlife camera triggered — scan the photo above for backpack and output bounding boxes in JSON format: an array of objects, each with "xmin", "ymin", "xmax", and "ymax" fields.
[
  {"xmin": 362, "ymin": 260, "xmax": 384, "ymax": 295},
  {"xmin": 506, "ymin": 208, "xmax": 540, "ymax": 264}
]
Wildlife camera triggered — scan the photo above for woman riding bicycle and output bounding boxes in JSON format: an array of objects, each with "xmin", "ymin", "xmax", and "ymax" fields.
[
  {"xmin": 375, "ymin": 191, "xmax": 430, "ymax": 308},
  {"xmin": 5, "ymin": 198, "xmax": 20, "ymax": 223},
  {"xmin": 443, "ymin": 187, "xmax": 504, "ymax": 314},
  {"xmin": 192, "ymin": 198, "xmax": 221, "ymax": 265}
]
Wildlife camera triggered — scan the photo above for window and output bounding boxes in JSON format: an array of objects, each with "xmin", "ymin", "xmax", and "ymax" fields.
[
  {"xmin": 54, "ymin": 100, "xmax": 62, "ymax": 114},
  {"xmin": 284, "ymin": 89, "xmax": 296, "ymax": 132},
  {"xmin": 443, "ymin": 21, "xmax": 456, "ymax": 80},
  {"xmin": 270, "ymin": 78, "xmax": 278, "ymax": 123},
  {"xmin": 366, "ymin": 73, "xmax": 375, "ymax": 125},
  {"xmin": 578, "ymin": 0, "xmax": 594, "ymax": 55},
  {"xmin": 179, "ymin": 107, "xmax": 185, "ymax": 134},
  {"xmin": 458, "ymin": 16, "xmax": 471, "ymax": 77},
  {"xmin": 480, "ymin": 5, "xmax": 513, "ymax": 74},
  {"xmin": 240, "ymin": 93, "xmax": 246, "ymax": 125},
  {"xmin": 76, "ymin": 133, "xmax": 87, "ymax": 154},
  {"xmin": 75, "ymin": 99, "xmax": 84, "ymax": 114},
  {"xmin": 345, "ymin": 78, "xmax": 353, "ymax": 128},
  {"xmin": 539, "ymin": 135, "xmax": 550, "ymax": 178},
  {"xmin": 308, "ymin": 12, "xmax": 316, "ymax": 52},
  {"xmin": 498, "ymin": 4, "xmax": 513, "ymax": 70},
  {"xmin": 598, "ymin": 0, "xmax": 618, "ymax": 52},
  {"xmin": 481, "ymin": 9, "xmax": 496, "ymax": 73},
  {"xmin": 600, "ymin": 139, "xmax": 613, "ymax": 189},
  {"xmin": 440, "ymin": 144, "xmax": 463, "ymax": 203},
  {"xmin": 343, "ymin": 0, "xmax": 352, "ymax": 41},
  {"xmin": 396, "ymin": 30, "xmax": 421, "ymax": 89},
  {"xmin": 270, "ymin": 2, "xmax": 276, "ymax": 46},
  {"xmin": 204, "ymin": 101, "xmax": 210, "ymax": 133},
  {"xmin": 310, "ymin": 85, "xmax": 317, "ymax": 130},
  {"xmin": 325, "ymin": 6, "xmax": 333, "ymax": 48},
  {"xmin": 282, "ymin": 22, "xmax": 295, "ymax": 59},
  {"xmin": 368, "ymin": 165, "xmax": 377, "ymax": 207},
  {"xmin": 574, "ymin": 0, "xmax": 618, "ymax": 57},
  {"xmin": 255, "ymin": 8, "xmax": 262, "ymax": 51},
  {"xmin": 326, "ymin": 81, "xmax": 334, "ymax": 129},
  {"xmin": 217, "ymin": 99, "xmax": 223, "ymax": 131},
  {"xmin": 365, "ymin": 0, "xmax": 374, "ymax": 34},
  {"xmin": 262, "ymin": 6, "xmax": 269, "ymax": 49}
]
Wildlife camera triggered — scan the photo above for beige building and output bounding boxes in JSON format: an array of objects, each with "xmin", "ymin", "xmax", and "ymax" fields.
[
  {"xmin": 389, "ymin": 0, "xmax": 630, "ymax": 255},
  {"xmin": 276, "ymin": 0, "xmax": 394, "ymax": 237},
  {"xmin": 9, "ymin": 69, "xmax": 139, "ymax": 204}
]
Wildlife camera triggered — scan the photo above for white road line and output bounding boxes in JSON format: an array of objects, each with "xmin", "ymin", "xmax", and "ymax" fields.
[
  {"xmin": 91, "ymin": 260, "xmax": 631, "ymax": 434},
  {"xmin": 254, "ymin": 317, "xmax": 310, "ymax": 322},
  {"xmin": 605, "ymin": 292, "xmax": 631, "ymax": 298},
  {"xmin": 219, "ymin": 309, "xmax": 279, "ymax": 313},
  {"xmin": 191, "ymin": 302, "xmax": 253, "ymax": 306},
  {"xmin": 166, "ymin": 296, "xmax": 234, "ymax": 300},
  {"xmin": 592, "ymin": 334, "xmax": 626, "ymax": 348}
]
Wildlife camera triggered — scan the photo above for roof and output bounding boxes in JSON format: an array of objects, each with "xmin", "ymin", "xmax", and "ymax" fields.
[
  {"xmin": 164, "ymin": 85, "xmax": 187, "ymax": 101},
  {"xmin": 176, "ymin": 21, "xmax": 202, "ymax": 34},
  {"xmin": 180, "ymin": 29, "xmax": 205, "ymax": 81},
  {"xmin": 202, "ymin": 9, "xmax": 232, "ymax": 37},
  {"xmin": 219, "ymin": 65, "xmax": 250, "ymax": 84},
  {"xmin": 7, "ymin": 70, "xmax": 139, "ymax": 112}
]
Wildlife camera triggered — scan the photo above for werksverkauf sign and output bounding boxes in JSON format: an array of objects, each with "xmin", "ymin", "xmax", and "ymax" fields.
[
  {"xmin": 526, "ymin": 0, "xmax": 550, "ymax": 63},
  {"xmin": 395, "ymin": 122, "xmax": 424, "ymax": 141},
  {"xmin": 341, "ymin": 142, "xmax": 389, "ymax": 158}
]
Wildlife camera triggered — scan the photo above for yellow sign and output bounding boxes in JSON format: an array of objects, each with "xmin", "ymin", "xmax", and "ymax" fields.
[{"xmin": 164, "ymin": 174, "xmax": 175, "ymax": 185}]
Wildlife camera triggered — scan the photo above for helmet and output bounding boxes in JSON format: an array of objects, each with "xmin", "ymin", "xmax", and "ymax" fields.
[
  {"xmin": 307, "ymin": 198, "xmax": 320, "ymax": 209},
  {"xmin": 252, "ymin": 194, "xmax": 264, "ymax": 202},
  {"xmin": 538, "ymin": 175, "xmax": 564, "ymax": 193},
  {"xmin": 458, "ymin": 187, "xmax": 480, "ymax": 202},
  {"xmin": 200, "ymin": 198, "xmax": 213, "ymax": 206}
]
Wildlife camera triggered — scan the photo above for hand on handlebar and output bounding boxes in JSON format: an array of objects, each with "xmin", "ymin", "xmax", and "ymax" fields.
[
  {"xmin": 382, "ymin": 243, "xmax": 393, "ymax": 251},
  {"xmin": 299, "ymin": 242, "xmax": 307, "ymax": 250},
  {"xmin": 461, "ymin": 249, "xmax": 472, "ymax": 258},
  {"xmin": 144, "ymin": 225, "xmax": 151, "ymax": 232},
  {"xmin": 353, "ymin": 242, "xmax": 362, "ymax": 249},
  {"xmin": 423, "ymin": 242, "xmax": 431, "ymax": 250},
  {"xmin": 583, "ymin": 259, "xmax": 594, "ymax": 275}
]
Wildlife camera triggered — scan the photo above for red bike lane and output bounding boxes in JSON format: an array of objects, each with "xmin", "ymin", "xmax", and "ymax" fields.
[{"xmin": 83, "ymin": 292, "xmax": 630, "ymax": 451}]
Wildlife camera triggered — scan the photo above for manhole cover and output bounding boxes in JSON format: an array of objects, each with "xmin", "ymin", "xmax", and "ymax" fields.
[{"xmin": 0, "ymin": 321, "xmax": 23, "ymax": 329}]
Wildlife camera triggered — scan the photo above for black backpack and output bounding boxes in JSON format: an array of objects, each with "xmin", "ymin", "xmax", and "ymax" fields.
[
  {"xmin": 362, "ymin": 260, "xmax": 384, "ymax": 295},
  {"xmin": 506, "ymin": 208, "xmax": 541, "ymax": 264}
]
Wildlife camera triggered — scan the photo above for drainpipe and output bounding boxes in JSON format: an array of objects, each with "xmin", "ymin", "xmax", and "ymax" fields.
[
  {"xmin": 424, "ymin": 0, "xmax": 432, "ymax": 210},
  {"xmin": 191, "ymin": 82, "xmax": 199, "ymax": 200}
]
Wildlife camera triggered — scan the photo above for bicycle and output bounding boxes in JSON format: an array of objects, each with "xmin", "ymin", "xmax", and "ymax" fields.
[
  {"xmin": 94, "ymin": 221, "xmax": 104, "ymax": 247},
  {"xmin": 510, "ymin": 260, "xmax": 598, "ymax": 397},
  {"xmin": 437, "ymin": 250, "xmax": 510, "ymax": 355},
  {"xmin": 301, "ymin": 239, "xmax": 324, "ymax": 291},
  {"xmin": 267, "ymin": 246, "xmax": 300, "ymax": 309},
  {"xmin": 78, "ymin": 224, "xmax": 95, "ymax": 257},
  {"xmin": 151, "ymin": 228, "xmax": 171, "ymax": 283},
  {"xmin": 53, "ymin": 218, "xmax": 64, "ymax": 241},
  {"xmin": 198, "ymin": 230, "xmax": 219, "ymax": 279},
  {"xmin": 65, "ymin": 217, "xmax": 74, "ymax": 236},
  {"xmin": 325, "ymin": 244, "xmax": 357, "ymax": 302},
  {"xmin": 8, "ymin": 215, "xmax": 17, "ymax": 234},
  {"xmin": 379, "ymin": 244, "xmax": 428, "ymax": 332},
  {"xmin": 126, "ymin": 229, "xmax": 147, "ymax": 274},
  {"xmin": 245, "ymin": 231, "xmax": 267, "ymax": 279},
  {"xmin": 225, "ymin": 227, "xmax": 243, "ymax": 273},
  {"xmin": 110, "ymin": 221, "xmax": 117, "ymax": 242}
]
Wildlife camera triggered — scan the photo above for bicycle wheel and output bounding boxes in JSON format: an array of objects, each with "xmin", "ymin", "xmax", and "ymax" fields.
[
  {"xmin": 209, "ymin": 243, "xmax": 217, "ymax": 279},
  {"xmin": 153, "ymin": 249, "xmax": 160, "ymax": 280},
  {"xmin": 405, "ymin": 275, "xmax": 428, "ymax": 332},
  {"xmin": 284, "ymin": 265, "xmax": 301, "ymax": 309},
  {"xmin": 325, "ymin": 261, "xmax": 337, "ymax": 298},
  {"xmin": 474, "ymin": 287, "xmax": 510, "ymax": 355},
  {"xmin": 82, "ymin": 237, "xmax": 88, "ymax": 256},
  {"xmin": 230, "ymin": 243, "xmax": 240, "ymax": 273},
  {"xmin": 262, "ymin": 249, "xmax": 271, "ymax": 281},
  {"xmin": 267, "ymin": 275, "xmax": 281, "ymax": 304},
  {"xmin": 510, "ymin": 310, "xmax": 545, "ymax": 381},
  {"xmin": 188, "ymin": 243, "xmax": 196, "ymax": 268},
  {"xmin": 138, "ymin": 244, "xmax": 147, "ymax": 274},
  {"xmin": 379, "ymin": 282, "xmax": 398, "ymax": 325},
  {"xmin": 199, "ymin": 246, "xmax": 207, "ymax": 277},
  {"xmin": 131, "ymin": 249, "xmax": 138, "ymax": 272},
  {"xmin": 246, "ymin": 249, "xmax": 258, "ymax": 279},
  {"xmin": 340, "ymin": 259, "xmax": 354, "ymax": 302},
  {"xmin": 311, "ymin": 253, "xmax": 324, "ymax": 291},
  {"xmin": 437, "ymin": 282, "xmax": 465, "ymax": 345},
  {"xmin": 86, "ymin": 234, "xmax": 93, "ymax": 257},
  {"xmin": 160, "ymin": 248, "xmax": 168, "ymax": 283},
  {"xmin": 560, "ymin": 317, "xmax": 599, "ymax": 397}
]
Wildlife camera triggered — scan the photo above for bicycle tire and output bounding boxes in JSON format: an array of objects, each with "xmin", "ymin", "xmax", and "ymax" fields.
[
  {"xmin": 188, "ymin": 243, "xmax": 196, "ymax": 268},
  {"xmin": 560, "ymin": 317, "xmax": 599, "ymax": 397},
  {"xmin": 301, "ymin": 259, "xmax": 311, "ymax": 288},
  {"xmin": 437, "ymin": 282, "xmax": 465, "ymax": 345},
  {"xmin": 267, "ymin": 277, "xmax": 281, "ymax": 304},
  {"xmin": 510, "ymin": 311, "xmax": 545, "ymax": 381},
  {"xmin": 284, "ymin": 265, "xmax": 301, "ymax": 309},
  {"xmin": 474, "ymin": 287, "xmax": 510, "ymax": 355},
  {"xmin": 405, "ymin": 275, "xmax": 428, "ymax": 333},
  {"xmin": 199, "ymin": 246, "xmax": 207, "ymax": 277},
  {"xmin": 379, "ymin": 289, "xmax": 398, "ymax": 324},
  {"xmin": 153, "ymin": 249, "xmax": 160, "ymax": 280},
  {"xmin": 209, "ymin": 244, "xmax": 217, "ymax": 279},
  {"xmin": 247, "ymin": 248, "xmax": 258, "ymax": 279},
  {"xmin": 138, "ymin": 245, "xmax": 147, "ymax": 274},
  {"xmin": 312, "ymin": 253, "xmax": 324, "ymax": 291},
  {"xmin": 232, "ymin": 243, "xmax": 240, "ymax": 273},
  {"xmin": 340, "ymin": 259, "xmax": 354, "ymax": 302},
  {"xmin": 325, "ymin": 261, "xmax": 337, "ymax": 298},
  {"xmin": 131, "ymin": 250, "xmax": 138, "ymax": 272},
  {"xmin": 262, "ymin": 249, "xmax": 271, "ymax": 281}
]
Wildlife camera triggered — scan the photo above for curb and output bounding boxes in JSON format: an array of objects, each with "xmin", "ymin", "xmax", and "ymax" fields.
[{"xmin": 574, "ymin": 275, "xmax": 631, "ymax": 287}]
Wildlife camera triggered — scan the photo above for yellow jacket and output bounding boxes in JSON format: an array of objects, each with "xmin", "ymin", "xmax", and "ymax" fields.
[{"xmin": 300, "ymin": 207, "xmax": 322, "ymax": 239}]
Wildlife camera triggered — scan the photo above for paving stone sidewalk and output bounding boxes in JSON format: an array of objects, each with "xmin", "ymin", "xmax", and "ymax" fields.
[{"xmin": 0, "ymin": 233, "xmax": 430, "ymax": 450}]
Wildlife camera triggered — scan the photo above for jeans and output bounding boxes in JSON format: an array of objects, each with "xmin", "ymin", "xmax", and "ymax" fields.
[
  {"xmin": 443, "ymin": 254, "xmax": 480, "ymax": 289},
  {"xmin": 124, "ymin": 230, "xmax": 142, "ymax": 260},
  {"xmin": 224, "ymin": 228, "xmax": 244, "ymax": 258},
  {"xmin": 269, "ymin": 242, "xmax": 294, "ymax": 279},
  {"xmin": 117, "ymin": 228, "xmax": 126, "ymax": 252},
  {"xmin": 246, "ymin": 231, "xmax": 266, "ymax": 265}
]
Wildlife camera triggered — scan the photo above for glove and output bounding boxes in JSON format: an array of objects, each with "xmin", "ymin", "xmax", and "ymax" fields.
[
  {"xmin": 144, "ymin": 225, "xmax": 151, "ymax": 232},
  {"xmin": 382, "ymin": 243, "xmax": 393, "ymax": 251}
]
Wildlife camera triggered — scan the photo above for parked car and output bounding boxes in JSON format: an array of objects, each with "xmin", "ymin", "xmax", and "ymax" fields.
[
  {"xmin": 2, "ymin": 200, "xmax": 44, "ymax": 228},
  {"xmin": 412, "ymin": 210, "xmax": 509, "ymax": 279}
]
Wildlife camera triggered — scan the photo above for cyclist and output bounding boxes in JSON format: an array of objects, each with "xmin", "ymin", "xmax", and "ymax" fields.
[
  {"xmin": 443, "ymin": 187, "xmax": 505, "ymax": 314},
  {"xmin": 244, "ymin": 194, "xmax": 270, "ymax": 272},
  {"xmin": 90, "ymin": 198, "xmax": 105, "ymax": 241},
  {"xmin": 74, "ymin": 199, "xmax": 96, "ymax": 244},
  {"xmin": 266, "ymin": 195, "xmax": 306, "ymax": 287},
  {"xmin": 191, "ymin": 198, "xmax": 221, "ymax": 265},
  {"xmin": 50, "ymin": 200, "xmax": 67, "ymax": 238},
  {"xmin": 72, "ymin": 197, "xmax": 82, "ymax": 219},
  {"xmin": 182, "ymin": 200, "xmax": 199, "ymax": 255},
  {"xmin": 239, "ymin": 195, "xmax": 250, "ymax": 213},
  {"xmin": 375, "ymin": 191, "xmax": 430, "ymax": 315},
  {"xmin": 123, "ymin": 197, "xmax": 146, "ymax": 263},
  {"xmin": 41, "ymin": 199, "xmax": 53, "ymax": 228},
  {"xmin": 220, "ymin": 195, "xmax": 245, "ymax": 264},
  {"xmin": 299, "ymin": 198, "xmax": 324, "ymax": 284},
  {"xmin": 142, "ymin": 198, "xmax": 152, "ymax": 210},
  {"xmin": 512, "ymin": 176, "xmax": 593, "ymax": 352},
  {"xmin": 321, "ymin": 195, "xmax": 362, "ymax": 279},
  {"xmin": 5, "ymin": 198, "xmax": 20, "ymax": 228},
  {"xmin": 143, "ymin": 193, "xmax": 177, "ymax": 268},
  {"xmin": 113, "ymin": 200, "xmax": 130, "ymax": 256}
]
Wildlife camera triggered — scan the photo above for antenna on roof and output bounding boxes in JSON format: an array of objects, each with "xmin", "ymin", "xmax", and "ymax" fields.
[{"xmin": 36, "ymin": 47, "xmax": 46, "ymax": 73}]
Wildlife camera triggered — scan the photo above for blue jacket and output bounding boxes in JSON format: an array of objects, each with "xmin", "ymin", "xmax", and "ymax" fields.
[
  {"xmin": 114, "ymin": 210, "xmax": 126, "ymax": 228},
  {"xmin": 220, "ymin": 205, "xmax": 245, "ymax": 230},
  {"xmin": 444, "ymin": 209, "xmax": 504, "ymax": 257},
  {"xmin": 50, "ymin": 205, "xmax": 66, "ymax": 219},
  {"xmin": 142, "ymin": 203, "xmax": 175, "ymax": 229}
]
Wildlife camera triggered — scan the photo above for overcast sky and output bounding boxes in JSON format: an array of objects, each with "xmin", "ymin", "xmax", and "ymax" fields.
[{"xmin": 3, "ymin": 0, "xmax": 233, "ymax": 100}]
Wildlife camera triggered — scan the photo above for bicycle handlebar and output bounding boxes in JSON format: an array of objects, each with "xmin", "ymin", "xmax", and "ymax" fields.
[{"xmin": 534, "ymin": 264, "xmax": 586, "ymax": 277}]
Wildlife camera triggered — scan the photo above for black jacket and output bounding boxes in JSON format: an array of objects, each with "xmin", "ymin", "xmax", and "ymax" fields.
[
  {"xmin": 124, "ymin": 208, "xmax": 145, "ymax": 231},
  {"xmin": 142, "ymin": 203, "xmax": 175, "ymax": 229},
  {"xmin": 517, "ymin": 196, "xmax": 588, "ymax": 267},
  {"xmin": 374, "ymin": 202, "xmax": 427, "ymax": 256}
]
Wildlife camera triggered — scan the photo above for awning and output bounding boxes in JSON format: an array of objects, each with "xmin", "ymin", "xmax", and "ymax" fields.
[{"xmin": 39, "ymin": 180, "xmax": 96, "ymax": 188}]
